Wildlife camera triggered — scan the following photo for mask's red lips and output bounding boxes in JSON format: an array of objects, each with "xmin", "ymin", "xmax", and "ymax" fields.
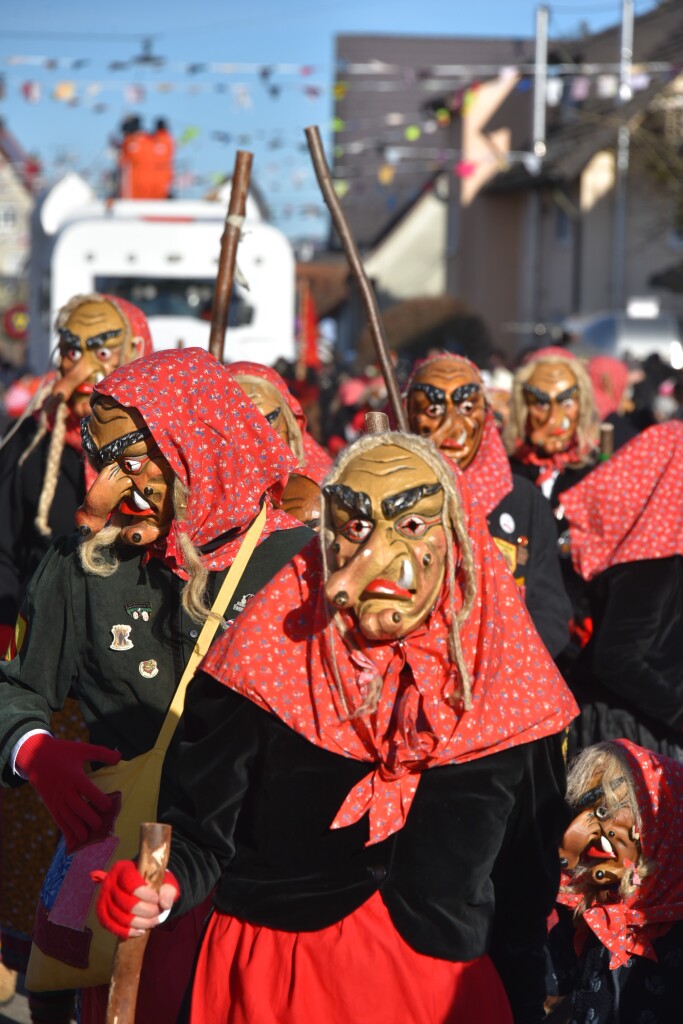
[
  {"xmin": 118, "ymin": 489, "xmax": 156, "ymax": 518},
  {"xmin": 583, "ymin": 840, "xmax": 616, "ymax": 861},
  {"xmin": 75, "ymin": 382, "xmax": 95, "ymax": 395},
  {"xmin": 117, "ymin": 500, "xmax": 152, "ymax": 518},
  {"xmin": 362, "ymin": 578, "xmax": 412, "ymax": 601}
]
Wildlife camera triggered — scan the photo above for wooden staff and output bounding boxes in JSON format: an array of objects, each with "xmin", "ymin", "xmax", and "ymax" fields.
[
  {"xmin": 599, "ymin": 422, "xmax": 615, "ymax": 461},
  {"xmin": 304, "ymin": 125, "xmax": 408, "ymax": 432},
  {"xmin": 208, "ymin": 150, "xmax": 254, "ymax": 363},
  {"xmin": 105, "ymin": 823, "xmax": 172, "ymax": 1024}
]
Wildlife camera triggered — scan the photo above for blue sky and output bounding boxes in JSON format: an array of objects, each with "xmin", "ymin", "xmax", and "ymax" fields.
[{"xmin": 1, "ymin": 0, "xmax": 659, "ymax": 242}]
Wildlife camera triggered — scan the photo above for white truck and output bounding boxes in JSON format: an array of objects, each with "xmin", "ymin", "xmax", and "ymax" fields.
[{"xmin": 28, "ymin": 172, "xmax": 296, "ymax": 372}]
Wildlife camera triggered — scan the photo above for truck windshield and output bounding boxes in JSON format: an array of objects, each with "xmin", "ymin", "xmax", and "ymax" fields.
[{"xmin": 94, "ymin": 276, "xmax": 254, "ymax": 326}]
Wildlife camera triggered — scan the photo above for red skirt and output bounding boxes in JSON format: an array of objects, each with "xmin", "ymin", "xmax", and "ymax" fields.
[{"xmin": 190, "ymin": 892, "xmax": 513, "ymax": 1024}]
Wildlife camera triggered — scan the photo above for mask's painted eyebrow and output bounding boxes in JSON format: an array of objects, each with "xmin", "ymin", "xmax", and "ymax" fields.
[
  {"xmin": 573, "ymin": 785, "xmax": 605, "ymax": 810},
  {"xmin": 81, "ymin": 419, "xmax": 152, "ymax": 469},
  {"xmin": 451, "ymin": 382, "xmax": 481, "ymax": 405},
  {"xmin": 523, "ymin": 384, "xmax": 551, "ymax": 404},
  {"xmin": 323, "ymin": 483, "xmax": 372, "ymax": 519},
  {"xmin": 381, "ymin": 481, "xmax": 442, "ymax": 519},
  {"xmin": 556, "ymin": 385, "xmax": 579, "ymax": 403},
  {"xmin": 85, "ymin": 329, "xmax": 123, "ymax": 350},
  {"xmin": 80, "ymin": 417, "xmax": 100, "ymax": 463},
  {"xmin": 408, "ymin": 382, "xmax": 446, "ymax": 405},
  {"xmin": 58, "ymin": 327, "xmax": 82, "ymax": 348}
]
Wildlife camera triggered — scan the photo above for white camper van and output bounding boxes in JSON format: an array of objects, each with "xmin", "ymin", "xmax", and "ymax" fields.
[{"xmin": 28, "ymin": 173, "xmax": 296, "ymax": 372}]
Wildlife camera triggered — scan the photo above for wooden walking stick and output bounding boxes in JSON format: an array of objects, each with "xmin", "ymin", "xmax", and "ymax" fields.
[
  {"xmin": 105, "ymin": 823, "xmax": 172, "ymax": 1024},
  {"xmin": 208, "ymin": 150, "xmax": 254, "ymax": 363},
  {"xmin": 305, "ymin": 125, "xmax": 408, "ymax": 432}
]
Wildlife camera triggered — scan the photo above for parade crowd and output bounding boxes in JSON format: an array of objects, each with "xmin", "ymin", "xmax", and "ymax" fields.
[{"xmin": 0, "ymin": 292, "xmax": 682, "ymax": 1024}]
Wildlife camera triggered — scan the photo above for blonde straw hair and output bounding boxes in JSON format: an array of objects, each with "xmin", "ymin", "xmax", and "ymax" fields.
[
  {"xmin": 320, "ymin": 431, "xmax": 476, "ymax": 716},
  {"xmin": 234, "ymin": 374, "xmax": 305, "ymax": 466},
  {"xmin": 79, "ymin": 478, "xmax": 216, "ymax": 626},
  {"xmin": 33, "ymin": 400, "xmax": 69, "ymax": 537}
]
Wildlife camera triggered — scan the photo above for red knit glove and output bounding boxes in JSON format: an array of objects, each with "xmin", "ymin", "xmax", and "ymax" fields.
[
  {"xmin": 93, "ymin": 861, "xmax": 180, "ymax": 938},
  {"xmin": 16, "ymin": 734, "xmax": 121, "ymax": 852}
]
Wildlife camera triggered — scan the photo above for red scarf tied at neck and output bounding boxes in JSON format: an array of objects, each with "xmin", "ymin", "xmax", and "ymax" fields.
[
  {"xmin": 559, "ymin": 739, "xmax": 683, "ymax": 968},
  {"xmin": 202, "ymin": 470, "xmax": 578, "ymax": 845}
]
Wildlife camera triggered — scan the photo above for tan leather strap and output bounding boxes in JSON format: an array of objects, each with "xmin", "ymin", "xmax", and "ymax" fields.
[{"xmin": 154, "ymin": 503, "xmax": 267, "ymax": 752}]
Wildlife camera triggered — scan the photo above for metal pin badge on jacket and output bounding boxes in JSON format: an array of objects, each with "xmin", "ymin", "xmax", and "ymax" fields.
[
  {"xmin": 110, "ymin": 624, "xmax": 134, "ymax": 651},
  {"xmin": 139, "ymin": 659, "xmax": 159, "ymax": 678},
  {"xmin": 126, "ymin": 603, "xmax": 152, "ymax": 622},
  {"xmin": 499, "ymin": 512, "xmax": 516, "ymax": 535}
]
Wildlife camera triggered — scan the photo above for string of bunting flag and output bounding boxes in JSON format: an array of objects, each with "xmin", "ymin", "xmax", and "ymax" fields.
[{"xmin": 2, "ymin": 46, "xmax": 680, "ymax": 228}]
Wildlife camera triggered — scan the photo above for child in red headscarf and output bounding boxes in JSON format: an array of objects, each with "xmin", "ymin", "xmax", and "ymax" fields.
[{"xmin": 548, "ymin": 739, "xmax": 683, "ymax": 1022}]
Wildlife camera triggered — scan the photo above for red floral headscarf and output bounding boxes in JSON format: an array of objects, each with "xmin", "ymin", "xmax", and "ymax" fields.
[
  {"xmin": 588, "ymin": 356, "xmax": 629, "ymax": 421},
  {"xmin": 460, "ymin": 413, "xmax": 513, "ymax": 515},
  {"xmin": 94, "ymin": 347, "xmax": 300, "ymax": 573},
  {"xmin": 562, "ymin": 739, "xmax": 683, "ymax": 968},
  {"xmin": 202, "ymin": 462, "xmax": 578, "ymax": 845},
  {"xmin": 404, "ymin": 353, "xmax": 513, "ymax": 515},
  {"xmin": 560, "ymin": 422, "xmax": 683, "ymax": 581},
  {"xmin": 229, "ymin": 360, "xmax": 331, "ymax": 485}
]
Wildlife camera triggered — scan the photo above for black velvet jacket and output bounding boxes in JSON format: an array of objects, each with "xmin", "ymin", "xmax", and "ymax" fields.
[
  {"xmin": 548, "ymin": 919, "xmax": 683, "ymax": 1024},
  {"xmin": 487, "ymin": 475, "xmax": 572, "ymax": 658},
  {"xmin": 510, "ymin": 460, "xmax": 596, "ymax": 511},
  {"xmin": 0, "ymin": 417, "xmax": 84, "ymax": 629},
  {"xmin": 570, "ymin": 556, "xmax": 683, "ymax": 757},
  {"xmin": 161, "ymin": 673, "xmax": 570, "ymax": 1024},
  {"xmin": 511, "ymin": 460, "xmax": 598, "ymax": 629},
  {"xmin": 0, "ymin": 525, "xmax": 312, "ymax": 778}
]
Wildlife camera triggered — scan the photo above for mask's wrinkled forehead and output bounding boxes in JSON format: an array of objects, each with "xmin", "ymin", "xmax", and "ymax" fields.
[{"xmin": 326, "ymin": 444, "xmax": 444, "ymax": 521}]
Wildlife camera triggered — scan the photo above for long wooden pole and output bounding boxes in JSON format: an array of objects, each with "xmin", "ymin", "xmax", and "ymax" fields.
[
  {"xmin": 208, "ymin": 150, "xmax": 254, "ymax": 363},
  {"xmin": 105, "ymin": 823, "xmax": 172, "ymax": 1024},
  {"xmin": 304, "ymin": 125, "xmax": 408, "ymax": 432}
]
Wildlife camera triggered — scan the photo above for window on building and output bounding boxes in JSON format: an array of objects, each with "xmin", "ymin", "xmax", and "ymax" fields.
[{"xmin": 0, "ymin": 205, "xmax": 18, "ymax": 233}]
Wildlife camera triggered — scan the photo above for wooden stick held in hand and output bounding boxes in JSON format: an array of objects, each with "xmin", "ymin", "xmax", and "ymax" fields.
[
  {"xmin": 105, "ymin": 823, "xmax": 172, "ymax": 1024},
  {"xmin": 304, "ymin": 125, "xmax": 408, "ymax": 432},
  {"xmin": 208, "ymin": 150, "xmax": 254, "ymax": 363}
]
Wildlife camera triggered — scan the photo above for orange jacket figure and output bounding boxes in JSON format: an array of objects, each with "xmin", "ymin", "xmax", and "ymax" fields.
[
  {"xmin": 118, "ymin": 129, "xmax": 155, "ymax": 199},
  {"xmin": 148, "ymin": 119, "xmax": 174, "ymax": 199}
]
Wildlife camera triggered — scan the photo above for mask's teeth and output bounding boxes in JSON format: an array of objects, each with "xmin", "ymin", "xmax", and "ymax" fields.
[
  {"xmin": 600, "ymin": 835, "xmax": 614, "ymax": 855},
  {"xmin": 131, "ymin": 490, "xmax": 152, "ymax": 511},
  {"xmin": 397, "ymin": 559, "xmax": 415, "ymax": 590}
]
